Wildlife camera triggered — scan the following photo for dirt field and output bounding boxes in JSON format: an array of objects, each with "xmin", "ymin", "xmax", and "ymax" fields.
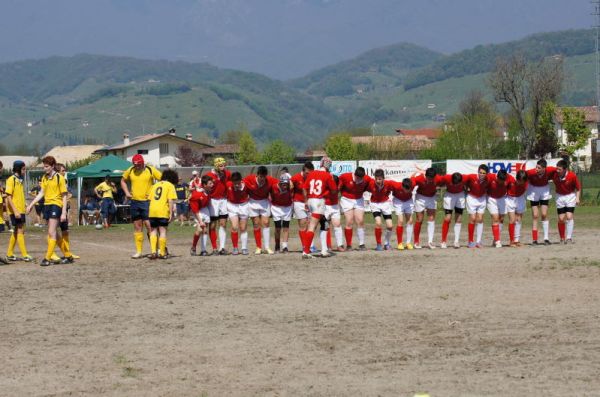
[{"xmin": 1, "ymin": 225, "xmax": 600, "ymax": 396}]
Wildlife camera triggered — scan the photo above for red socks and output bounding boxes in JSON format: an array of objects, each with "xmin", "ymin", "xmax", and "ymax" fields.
[
  {"xmin": 326, "ymin": 229, "xmax": 332, "ymax": 249},
  {"xmin": 374, "ymin": 227, "xmax": 382, "ymax": 244},
  {"xmin": 253, "ymin": 229, "xmax": 262, "ymax": 249},
  {"xmin": 344, "ymin": 227, "xmax": 353, "ymax": 247},
  {"xmin": 302, "ymin": 231, "xmax": 315, "ymax": 254},
  {"xmin": 231, "ymin": 231, "xmax": 239, "ymax": 248},
  {"xmin": 509, "ymin": 223, "xmax": 515, "ymax": 243},
  {"xmin": 192, "ymin": 233, "xmax": 200, "ymax": 249},
  {"xmin": 532, "ymin": 229, "xmax": 539, "ymax": 242},
  {"xmin": 558, "ymin": 222, "xmax": 566, "ymax": 239},
  {"xmin": 468, "ymin": 223, "xmax": 475, "ymax": 242},
  {"xmin": 492, "ymin": 224, "xmax": 500, "ymax": 242},
  {"xmin": 396, "ymin": 225, "xmax": 403, "ymax": 244},
  {"xmin": 414, "ymin": 222, "xmax": 422, "ymax": 244},
  {"xmin": 441, "ymin": 220, "xmax": 450, "ymax": 242},
  {"xmin": 209, "ymin": 229, "xmax": 217, "ymax": 249}
]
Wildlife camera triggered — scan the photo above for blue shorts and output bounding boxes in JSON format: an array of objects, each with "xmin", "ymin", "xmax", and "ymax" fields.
[
  {"xmin": 130, "ymin": 200, "xmax": 150, "ymax": 221},
  {"xmin": 176, "ymin": 202, "xmax": 189, "ymax": 216},
  {"xmin": 149, "ymin": 217, "xmax": 169, "ymax": 228},
  {"xmin": 43, "ymin": 204, "xmax": 63, "ymax": 220},
  {"xmin": 10, "ymin": 214, "xmax": 26, "ymax": 226},
  {"xmin": 100, "ymin": 198, "xmax": 116, "ymax": 218}
]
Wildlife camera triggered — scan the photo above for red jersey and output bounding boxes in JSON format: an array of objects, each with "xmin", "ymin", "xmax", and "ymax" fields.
[
  {"xmin": 413, "ymin": 174, "xmax": 443, "ymax": 197},
  {"xmin": 464, "ymin": 174, "xmax": 489, "ymax": 198},
  {"xmin": 205, "ymin": 169, "xmax": 231, "ymax": 199},
  {"xmin": 270, "ymin": 183, "xmax": 293, "ymax": 207},
  {"xmin": 526, "ymin": 166, "xmax": 557, "ymax": 187},
  {"xmin": 291, "ymin": 172, "xmax": 307, "ymax": 203},
  {"xmin": 188, "ymin": 189, "xmax": 210, "ymax": 213},
  {"xmin": 189, "ymin": 177, "xmax": 202, "ymax": 192},
  {"xmin": 440, "ymin": 174, "xmax": 465, "ymax": 194},
  {"xmin": 338, "ymin": 172, "xmax": 371, "ymax": 200},
  {"xmin": 391, "ymin": 180, "xmax": 413, "ymax": 201},
  {"xmin": 243, "ymin": 174, "xmax": 277, "ymax": 201},
  {"xmin": 507, "ymin": 175, "xmax": 527, "ymax": 197},
  {"xmin": 553, "ymin": 171, "xmax": 581, "ymax": 195},
  {"xmin": 368, "ymin": 180, "xmax": 394, "ymax": 203},
  {"xmin": 487, "ymin": 174, "xmax": 509, "ymax": 199},
  {"xmin": 325, "ymin": 189, "xmax": 339, "ymax": 206},
  {"xmin": 225, "ymin": 181, "xmax": 249, "ymax": 204},
  {"xmin": 304, "ymin": 170, "xmax": 337, "ymax": 199}
]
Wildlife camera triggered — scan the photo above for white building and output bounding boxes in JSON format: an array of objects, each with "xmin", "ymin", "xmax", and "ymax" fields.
[
  {"xmin": 555, "ymin": 106, "xmax": 599, "ymax": 170},
  {"xmin": 94, "ymin": 130, "xmax": 213, "ymax": 168}
]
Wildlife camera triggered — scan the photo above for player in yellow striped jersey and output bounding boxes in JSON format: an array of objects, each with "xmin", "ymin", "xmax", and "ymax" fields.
[
  {"xmin": 148, "ymin": 169, "xmax": 178, "ymax": 259},
  {"xmin": 26, "ymin": 156, "xmax": 74, "ymax": 266},
  {"xmin": 120, "ymin": 154, "xmax": 162, "ymax": 259},
  {"xmin": 4, "ymin": 160, "xmax": 33, "ymax": 263}
]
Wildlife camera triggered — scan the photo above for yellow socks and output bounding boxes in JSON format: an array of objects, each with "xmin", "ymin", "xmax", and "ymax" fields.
[
  {"xmin": 149, "ymin": 235, "xmax": 158, "ymax": 254},
  {"xmin": 158, "ymin": 238, "xmax": 167, "ymax": 256},
  {"xmin": 16, "ymin": 233, "xmax": 29, "ymax": 257},
  {"xmin": 46, "ymin": 238, "xmax": 57, "ymax": 260},
  {"xmin": 134, "ymin": 232, "xmax": 144, "ymax": 254},
  {"xmin": 58, "ymin": 236, "xmax": 72, "ymax": 258},
  {"xmin": 7, "ymin": 234, "xmax": 16, "ymax": 256}
]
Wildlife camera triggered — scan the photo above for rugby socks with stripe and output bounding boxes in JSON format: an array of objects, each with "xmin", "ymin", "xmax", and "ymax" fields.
[{"xmin": 134, "ymin": 232, "xmax": 144, "ymax": 254}]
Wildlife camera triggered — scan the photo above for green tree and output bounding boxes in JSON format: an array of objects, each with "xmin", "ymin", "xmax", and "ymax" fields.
[
  {"xmin": 260, "ymin": 140, "xmax": 296, "ymax": 164},
  {"xmin": 532, "ymin": 102, "xmax": 559, "ymax": 157},
  {"xmin": 235, "ymin": 131, "xmax": 259, "ymax": 165},
  {"xmin": 561, "ymin": 107, "xmax": 591, "ymax": 159},
  {"xmin": 324, "ymin": 134, "xmax": 357, "ymax": 160}
]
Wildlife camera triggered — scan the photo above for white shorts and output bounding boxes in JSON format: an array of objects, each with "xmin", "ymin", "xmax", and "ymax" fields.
[
  {"xmin": 393, "ymin": 197, "xmax": 414, "ymax": 215},
  {"xmin": 466, "ymin": 195, "xmax": 487, "ymax": 215},
  {"xmin": 443, "ymin": 192, "xmax": 466, "ymax": 211},
  {"xmin": 209, "ymin": 198, "xmax": 228, "ymax": 217},
  {"xmin": 227, "ymin": 201, "xmax": 249, "ymax": 219},
  {"xmin": 487, "ymin": 196, "xmax": 507, "ymax": 215},
  {"xmin": 271, "ymin": 204, "xmax": 293, "ymax": 221},
  {"xmin": 506, "ymin": 195, "xmax": 526, "ymax": 214},
  {"xmin": 370, "ymin": 200, "xmax": 393, "ymax": 216},
  {"xmin": 340, "ymin": 196, "xmax": 365, "ymax": 213},
  {"xmin": 526, "ymin": 185, "xmax": 552, "ymax": 202},
  {"xmin": 324, "ymin": 204, "xmax": 341, "ymax": 220},
  {"xmin": 414, "ymin": 194, "xmax": 437, "ymax": 212},
  {"xmin": 556, "ymin": 193, "xmax": 577, "ymax": 209},
  {"xmin": 248, "ymin": 198, "xmax": 271, "ymax": 218},
  {"xmin": 293, "ymin": 201, "xmax": 309, "ymax": 220},
  {"xmin": 307, "ymin": 198, "xmax": 325, "ymax": 216},
  {"xmin": 194, "ymin": 207, "xmax": 211, "ymax": 224}
]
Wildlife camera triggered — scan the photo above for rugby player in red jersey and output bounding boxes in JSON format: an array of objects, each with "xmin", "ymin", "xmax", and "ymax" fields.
[
  {"xmin": 553, "ymin": 159, "xmax": 581, "ymax": 243},
  {"xmin": 189, "ymin": 175, "xmax": 213, "ymax": 256},
  {"xmin": 464, "ymin": 164, "xmax": 489, "ymax": 248},
  {"xmin": 301, "ymin": 157, "xmax": 338, "ymax": 259},
  {"xmin": 368, "ymin": 169, "xmax": 395, "ymax": 251},
  {"xmin": 226, "ymin": 172, "xmax": 251, "ymax": 255},
  {"xmin": 338, "ymin": 167, "xmax": 372, "ymax": 250},
  {"xmin": 391, "ymin": 178, "xmax": 415, "ymax": 250},
  {"xmin": 291, "ymin": 162, "xmax": 315, "ymax": 252},
  {"xmin": 440, "ymin": 172, "xmax": 466, "ymax": 248},
  {"xmin": 244, "ymin": 166, "xmax": 278, "ymax": 255},
  {"xmin": 506, "ymin": 170, "xmax": 528, "ymax": 247},
  {"xmin": 412, "ymin": 168, "xmax": 443, "ymax": 249},
  {"xmin": 205, "ymin": 157, "xmax": 231, "ymax": 254},
  {"xmin": 270, "ymin": 173, "xmax": 294, "ymax": 253},
  {"xmin": 526, "ymin": 159, "xmax": 557, "ymax": 245},
  {"xmin": 487, "ymin": 170, "xmax": 509, "ymax": 248},
  {"xmin": 322, "ymin": 175, "xmax": 344, "ymax": 251}
]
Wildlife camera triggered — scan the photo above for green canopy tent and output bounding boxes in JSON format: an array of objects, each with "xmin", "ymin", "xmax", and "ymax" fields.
[{"xmin": 72, "ymin": 155, "xmax": 132, "ymax": 225}]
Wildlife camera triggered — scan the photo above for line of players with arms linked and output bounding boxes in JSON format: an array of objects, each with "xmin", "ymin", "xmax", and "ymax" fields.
[{"xmin": 0, "ymin": 153, "xmax": 582, "ymax": 265}]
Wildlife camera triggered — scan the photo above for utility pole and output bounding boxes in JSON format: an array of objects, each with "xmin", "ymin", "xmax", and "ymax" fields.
[{"xmin": 593, "ymin": 1, "xmax": 600, "ymax": 114}]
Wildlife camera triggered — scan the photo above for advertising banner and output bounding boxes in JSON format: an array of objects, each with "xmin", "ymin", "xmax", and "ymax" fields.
[
  {"xmin": 447, "ymin": 159, "xmax": 561, "ymax": 176},
  {"xmin": 311, "ymin": 161, "xmax": 357, "ymax": 176},
  {"xmin": 358, "ymin": 160, "xmax": 432, "ymax": 182}
]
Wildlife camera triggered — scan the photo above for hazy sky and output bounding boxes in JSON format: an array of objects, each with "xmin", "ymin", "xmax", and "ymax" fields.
[{"xmin": 0, "ymin": 0, "xmax": 592, "ymax": 79}]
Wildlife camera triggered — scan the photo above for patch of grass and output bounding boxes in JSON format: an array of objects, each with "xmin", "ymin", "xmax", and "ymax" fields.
[
  {"xmin": 113, "ymin": 354, "xmax": 140, "ymax": 378},
  {"xmin": 555, "ymin": 257, "xmax": 600, "ymax": 268}
]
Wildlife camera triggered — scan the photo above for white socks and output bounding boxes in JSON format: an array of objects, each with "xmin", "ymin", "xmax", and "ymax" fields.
[
  {"xmin": 385, "ymin": 228, "xmax": 392, "ymax": 246},
  {"xmin": 334, "ymin": 227, "xmax": 343, "ymax": 248},
  {"xmin": 357, "ymin": 228, "xmax": 365, "ymax": 245},
  {"xmin": 405, "ymin": 224, "xmax": 413, "ymax": 244},
  {"xmin": 241, "ymin": 231, "xmax": 248, "ymax": 250},
  {"xmin": 566, "ymin": 219, "xmax": 574, "ymax": 239},
  {"xmin": 218, "ymin": 226, "xmax": 226, "ymax": 250},
  {"xmin": 320, "ymin": 230, "xmax": 328, "ymax": 254},
  {"xmin": 542, "ymin": 220, "xmax": 549, "ymax": 240},
  {"xmin": 201, "ymin": 234, "xmax": 207, "ymax": 251},
  {"xmin": 515, "ymin": 221, "xmax": 522, "ymax": 241},
  {"xmin": 453, "ymin": 223, "xmax": 461, "ymax": 243},
  {"xmin": 476, "ymin": 222, "xmax": 484, "ymax": 243},
  {"xmin": 427, "ymin": 221, "xmax": 435, "ymax": 243},
  {"xmin": 262, "ymin": 227, "xmax": 271, "ymax": 251}
]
